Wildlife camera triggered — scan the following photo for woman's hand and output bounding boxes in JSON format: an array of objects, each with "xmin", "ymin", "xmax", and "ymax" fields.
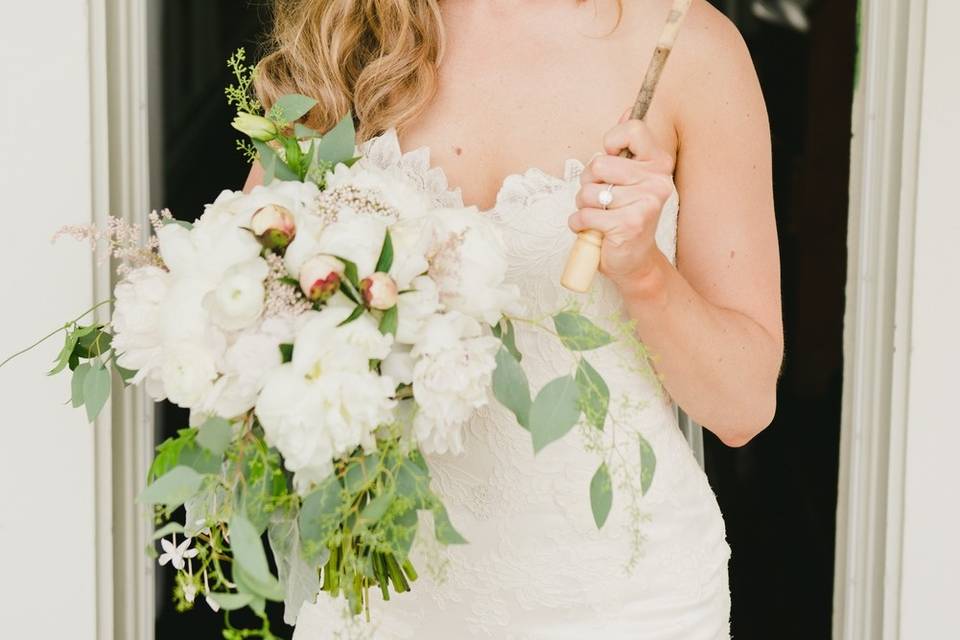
[{"xmin": 568, "ymin": 118, "xmax": 676, "ymax": 290}]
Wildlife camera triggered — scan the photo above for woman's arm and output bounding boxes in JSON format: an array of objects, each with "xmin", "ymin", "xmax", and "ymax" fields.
[
  {"xmin": 570, "ymin": 5, "xmax": 782, "ymax": 446},
  {"xmin": 243, "ymin": 161, "xmax": 265, "ymax": 193}
]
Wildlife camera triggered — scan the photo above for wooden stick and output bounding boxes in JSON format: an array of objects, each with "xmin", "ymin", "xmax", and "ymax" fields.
[{"xmin": 561, "ymin": 0, "xmax": 694, "ymax": 293}]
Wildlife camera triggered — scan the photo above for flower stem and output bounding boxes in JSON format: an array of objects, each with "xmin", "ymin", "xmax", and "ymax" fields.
[{"xmin": 0, "ymin": 299, "xmax": 113, "ymax": 369}]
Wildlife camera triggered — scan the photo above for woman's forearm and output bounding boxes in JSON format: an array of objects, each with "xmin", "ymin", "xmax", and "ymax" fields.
[{"xmin": 618, "ymin": 251, "xmax": 782, "ymax": 446}]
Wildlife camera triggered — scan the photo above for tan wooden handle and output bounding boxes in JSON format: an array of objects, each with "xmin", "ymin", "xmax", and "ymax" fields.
[{"xmin": 560, "ymin": 0, "xmax": 693, "ymax": 293}]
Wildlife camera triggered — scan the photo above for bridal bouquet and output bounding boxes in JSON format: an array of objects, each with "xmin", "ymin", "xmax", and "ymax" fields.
[{"xmin": 6, "ymin": 51, "xmax": 649, "ymax": 637}]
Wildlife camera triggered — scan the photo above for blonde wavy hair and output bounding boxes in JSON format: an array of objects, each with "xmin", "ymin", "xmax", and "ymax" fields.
[{"xmin": 255, "ymin": 0, "xmax": 620, "ymax": 142}]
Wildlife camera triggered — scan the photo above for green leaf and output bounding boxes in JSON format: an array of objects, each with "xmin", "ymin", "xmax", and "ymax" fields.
[
  {"xmin": 359, "ymin": 490, "xmax": 394, "ymax": 527},
  {"xmin": 82, "ymin": 360, "xmax": 111, "ymax": 422},
  {"xmin": 279, "ymin": 343, "xmax": 293, "ymax": 363},
  {"xmin": 529, "ymin": 375, "xmax": 581, "ymax": 453},
  {"xmin": 71, "ymin": 363, "xmax": 91, "ymax": 408},
  {"xmin": 338, "ymin": 305, "xmax": 365, "ymax": 327},
  {"xmin": 395, "ymin": 455, "xmax": 432, "ymax": 510},
  {"xmin": 138, "ymin": 465, "xmax": 205, "ymax": 509},
  {"xmin": 273, "ymin": 94, "xmax": 318, "ymax": 123},
  {"xmin": 207, "ymin": 592, "xmax": 255, "ymax": 611},
  {"xmin": 492, "ymin": 347, "xmax": 531, "ymax": 428},
  {"xmin": 196, "ymin": 417, "xmax": 232, "ymax": 456},
  {"xmin": 575, "ymin": 357, "xmax": 609, "ymax": 430},
  {"xmin": 379, "ymin": 305, "xmax": 398, "ymax": 337},
  {"xmin": 638, "ymin": 434, "xmax": 657, "ymax": 496},
  {"xmin": 234, "ymin": 562, "xmax": 283, "ymax": 605},
  {"xmin": 268, "ymin": 505, "xmax": 323, "ymax": 625},
  {"xmin": 589, "ymin": 462, "xmax": 613, "ymax": 529},
  {"xmin": 234, "ymin": 443, "xmax": 287, "ymax": 534},
  {"xmin": 294, "ymin": 123, "xmax": 319, "ymax": 139},
  {"xmin": 339, "ymin": 281, "xmax": 360, "ymax": 305},
  {"xmin": 111, "ymin": 357, "xmax": 137, "ymax": 386},
  {"xmin": 337, "ymin": 256, "xmax": 360, "ymax": 288},
  {"xmin": 492, "ymin": 318, "xmax": 522, "ymax": 362},
  {"xmin": 298, "ymin": 475, "xmax": 343, "ymax": 564},
  {"xmin": 431, "ymin": 503, "xmax": 467, "ymax": 544},
  {"xmin": 149, "ymin": 429, "xmax": 221, "ymax": 481},
  {"xmin": 344, "ymin": 453, "xmax": 381, "ymax": 495},
  {"xmin": 49, "ymin": 330, "xmax": 81, "ymax": 375},
  {"xmin": 75, "ymin": 327, "xmax": 112, "ymax": 358},
  {"xmin": 152, "ymin": 521, "xmax": 185, "ymax": 540},
  {"xmin": 375, "ymin": 230, "xmax": 394, "ymax": 273},
  {"xmin": 253, "ymin": 140, "xmax": 298, "ymax": 183},
  {"xmin": 316, "ymin": 113, "xmax": 356, "ymax": 166},
  {"xmin": 552, "ymin": 311, "xmax": 614, "ymax": 351},
  {"xmin": 229, "ymin": 514, "xmax": 284, "ymax": 601}
]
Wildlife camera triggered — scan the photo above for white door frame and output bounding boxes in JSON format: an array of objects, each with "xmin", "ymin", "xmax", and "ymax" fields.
[
  {"xmin": 90, "ymin": 1, "xmax": 155, "ymax": 639},
  {"xmin": 91, "ymin": 1, "xmax": 928, "ymax": 638},
  {"xmin": 833, "ymin": 0, "xmax": 928, "ymax": 638}
]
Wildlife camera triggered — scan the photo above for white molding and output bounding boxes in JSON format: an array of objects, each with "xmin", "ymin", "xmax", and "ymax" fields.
[
  {"xmin": 833, "ymin": 0, "xmax": 928, "ymax": 638},
  {"xmin": 90, "ymin": 1, "xmax": 155, "ymax": 639}
]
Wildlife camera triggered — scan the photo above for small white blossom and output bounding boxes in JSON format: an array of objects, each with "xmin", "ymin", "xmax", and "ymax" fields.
[{"xmin": 158, "ymin": 535, "xmax": 198, "ymax": 571}]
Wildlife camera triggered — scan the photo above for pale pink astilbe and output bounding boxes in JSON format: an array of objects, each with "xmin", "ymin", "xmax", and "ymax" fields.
[{"xmin": 52, "ymin": 212, "xmax": 167, "ymax": 276}]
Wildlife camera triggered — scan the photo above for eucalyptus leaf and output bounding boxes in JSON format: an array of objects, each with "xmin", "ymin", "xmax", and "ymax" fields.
[
  {"xmin": 359, "ymin": 490, "xmax": 394, "ymax": 527},
  {"xmin": 299, "ymin": 475, "xmax": 343, "ymax": 564},
  {"xmin": 431, "ymin": 503, "xmax": 467, "ymax": 544},
  {"xmin": 316, "ymin": 113, "xmax": 356, "ymax": 166},
  {"xmin": 492, "ymin": 318, "xmax": 522, "ymax": 362},
  {"xmin": 82, "ymin": 361, "xmax": 111, "ymax": 422},
  {"xmin": 71, "ymin": 363, "xmax": 91, "ymax": 408},
  {"xmin": 590, "ymin": 462, "xmax": 613, "ymax": 529},
  {"xmin": 575, "ymin": 357, "xmax": 609, "ymax": 430},
  {"xmin": 196, "ymin": 417, "xmax": 232, "ymax": 455},
  {"xmin": 294, "ymin": 123, "xmax": 320, "ymax": 139},
  {"xmin": 638, "ymin": 434, "xmax": 657, "ymax": 496},
  {"xmin": 273, "ymin": 94, "xmax": 318, "ymax": 123},
  {"xmin": 183, "ymin": 479, "xmax": 231, "ymax": 537},
  {"xmin": 76, "ymin": 327, "xmax": 112, "ymax": 358},
  {"xmin": 344, "ymin": 453, "xmax": 381, "ymax": 495},
  {"xmin": 553, "ymin": 311, "xmax": 614, "ymax": 351},
  {"xmin": 152, "ymin": 521, "xmax": 185, "ymax": 540},
  {"xmin": 253, "ymin": 140, "xmax": 278, "ymax": 185},
  {"xmin": 492, "ymin": 347, "xmax": 531, "ymax": 429},
  {"xmin": 207, "ymin": 592, "xmax": 255, "ymax": 611},
  {"xmin": 138, "ymin": 465, "xmax": 205, "ymax": 509},
  {"xmin": 229, "ymin": 514, "xmax": 284, "ymax": 601},
  {"xmin": 268, "ymin": 506, "xmax": 323, "ymax": 625},
  {"xmin": 529, "ymin": 375, "xmax": 581, "ymax": 453},
  {"xmin": 233, "ymin": 563, "xmax": 276, "ymax": 610}
]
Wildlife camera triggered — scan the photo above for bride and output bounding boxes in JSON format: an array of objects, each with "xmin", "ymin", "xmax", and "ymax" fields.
[{"xmin": 246, "ymin": 1, "xmax": 782, "ymax": 638}]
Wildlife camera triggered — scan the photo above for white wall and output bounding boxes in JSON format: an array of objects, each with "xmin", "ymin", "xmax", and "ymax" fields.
[
  {"xmin": 899, "ymin": 0, "xmax": 960, "ymax": 636},
  {"xmin": 0, "ymin": 2, "xmax": 98, "ymax": 638}
]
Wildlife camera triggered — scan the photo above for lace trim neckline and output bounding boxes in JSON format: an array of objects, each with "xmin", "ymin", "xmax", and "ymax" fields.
[{"xmin": 360, "ymin": 129, "xmax": 585, "ymax": 214}]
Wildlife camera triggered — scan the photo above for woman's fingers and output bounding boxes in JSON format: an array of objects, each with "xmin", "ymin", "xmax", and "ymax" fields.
[
  {"xmin": 568, "ymin": 207, "xmax": 620, "ymax": 235},
  {"xmin": 602, "ymin": 119, "xmax": 674, "ymax": 171},
  {"xmin": 579, "ymin": 154, "xmax": 646, "ymax": 187},
  {"xmin": 576, "ymin": 175, "xmax": 675, "ymax": 210}
]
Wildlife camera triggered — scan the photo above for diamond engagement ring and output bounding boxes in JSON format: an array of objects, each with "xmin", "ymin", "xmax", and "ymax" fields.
[{"xmin": 598, "ymin": 184, "xmax": 615, "ymax": 210}]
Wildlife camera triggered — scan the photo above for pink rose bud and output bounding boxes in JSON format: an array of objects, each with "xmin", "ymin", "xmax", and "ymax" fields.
[
  {"xmin": 361, "ymin": 272, "xmax": 399, "ymax": 310},
  {"xmin": 299, "ymin": 255, "xmax": 345, "ymax": 302},
  {"xmin": 250, "ymin": 204, "xmax": 297, "ymax": 251}
]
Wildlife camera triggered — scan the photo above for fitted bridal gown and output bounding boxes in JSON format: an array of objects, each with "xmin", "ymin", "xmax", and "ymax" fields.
[{"xmin": 294, "ymin": 131, "xmax": 731, "ymax": 639}]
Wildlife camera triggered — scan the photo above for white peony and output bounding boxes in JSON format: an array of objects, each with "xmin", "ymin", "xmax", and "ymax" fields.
[
  {"xmin": 426, "ymin": 207, "xmax": 522, "ymax": 325},
  {"xmin": 200, "ymin": 330, "xmax": 285, "ymax": 419},
  {"xmin": 387, "ymin": 216, "xmax": 433, "ymax": 289},
  {"xmin": 160, "ymin": 341, "xmax": 222, "ymax": 409},
  {"xmin": 314, "ymin": 214, "xmax": 388, "ymax": 280},
  {"xmin": 410, "ymin": 311, "xmax": 500, "ymax": 454},
  {"xmin": 205, "ymin": 180, "xmax": 322, "ymax": 230},
  {"xmin": 112, "ymin": 266, "xmax": 170, "ymax": 393},
  {"xmin": 324, "ymin": 156, "xmax": 433, "ymax": 222},
  {"xmin": 395, "ymin": 275, "xmax": 441, "ymax": 345},
  {"xmin": 256, "ymin": 306, "xmax": 397, "ymax": 493},
  {"xmin": 204, "ymin": 258, "xmax": 269, "ymax": 331}
]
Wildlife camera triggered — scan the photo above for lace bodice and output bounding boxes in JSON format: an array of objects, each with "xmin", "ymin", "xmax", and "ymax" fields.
[{"xmin": 294, "ymin": 131, "xmax": 730, "ymax": 640}]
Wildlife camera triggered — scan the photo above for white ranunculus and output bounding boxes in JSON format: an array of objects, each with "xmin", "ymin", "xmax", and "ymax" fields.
[
  {"xmin": 395, "ymin": 275, "xmax": 441, "ymax": 345},
  {"xmin": 205, "ymin": 180, "xmax": 322, "ymax": 230},
  {"xmin": 160, "ymin": 341, "xmax": 221, "ymax": 409},
  {"xmin": 157, "ymin": 217, "xmax": 262, "ymax": 286},
  {"xmin": 427, "ymin": 207, "xmax": 522, "ymax": 325},
  {"xmin": 256, "ymin": 306, "xmax": 397, "ymax": 493},
  {"xmin": 204, "ymin": 258, "xmax": 269, "ymax": 331},
  {"xmin": 410, "ymin": 312, "xmax": 500, "ymax": 454},
  {"xmin": 112, "ymin": 266, "xmax": 170, "ymax": 388}
]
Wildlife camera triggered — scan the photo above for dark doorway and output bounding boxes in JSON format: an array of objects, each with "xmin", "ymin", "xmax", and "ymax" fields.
[
  {"xmin": 703, "ymin": 2, "xmax": 856, "ymax": 639},
  {"xmin": 148, "ymin": 2, "xmax": 286, "ymax": 638}
]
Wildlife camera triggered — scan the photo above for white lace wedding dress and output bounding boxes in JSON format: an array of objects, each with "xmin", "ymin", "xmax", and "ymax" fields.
[{"xmin": 294, "ymin": 132, "xmax": 731, "ymax": 639}]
